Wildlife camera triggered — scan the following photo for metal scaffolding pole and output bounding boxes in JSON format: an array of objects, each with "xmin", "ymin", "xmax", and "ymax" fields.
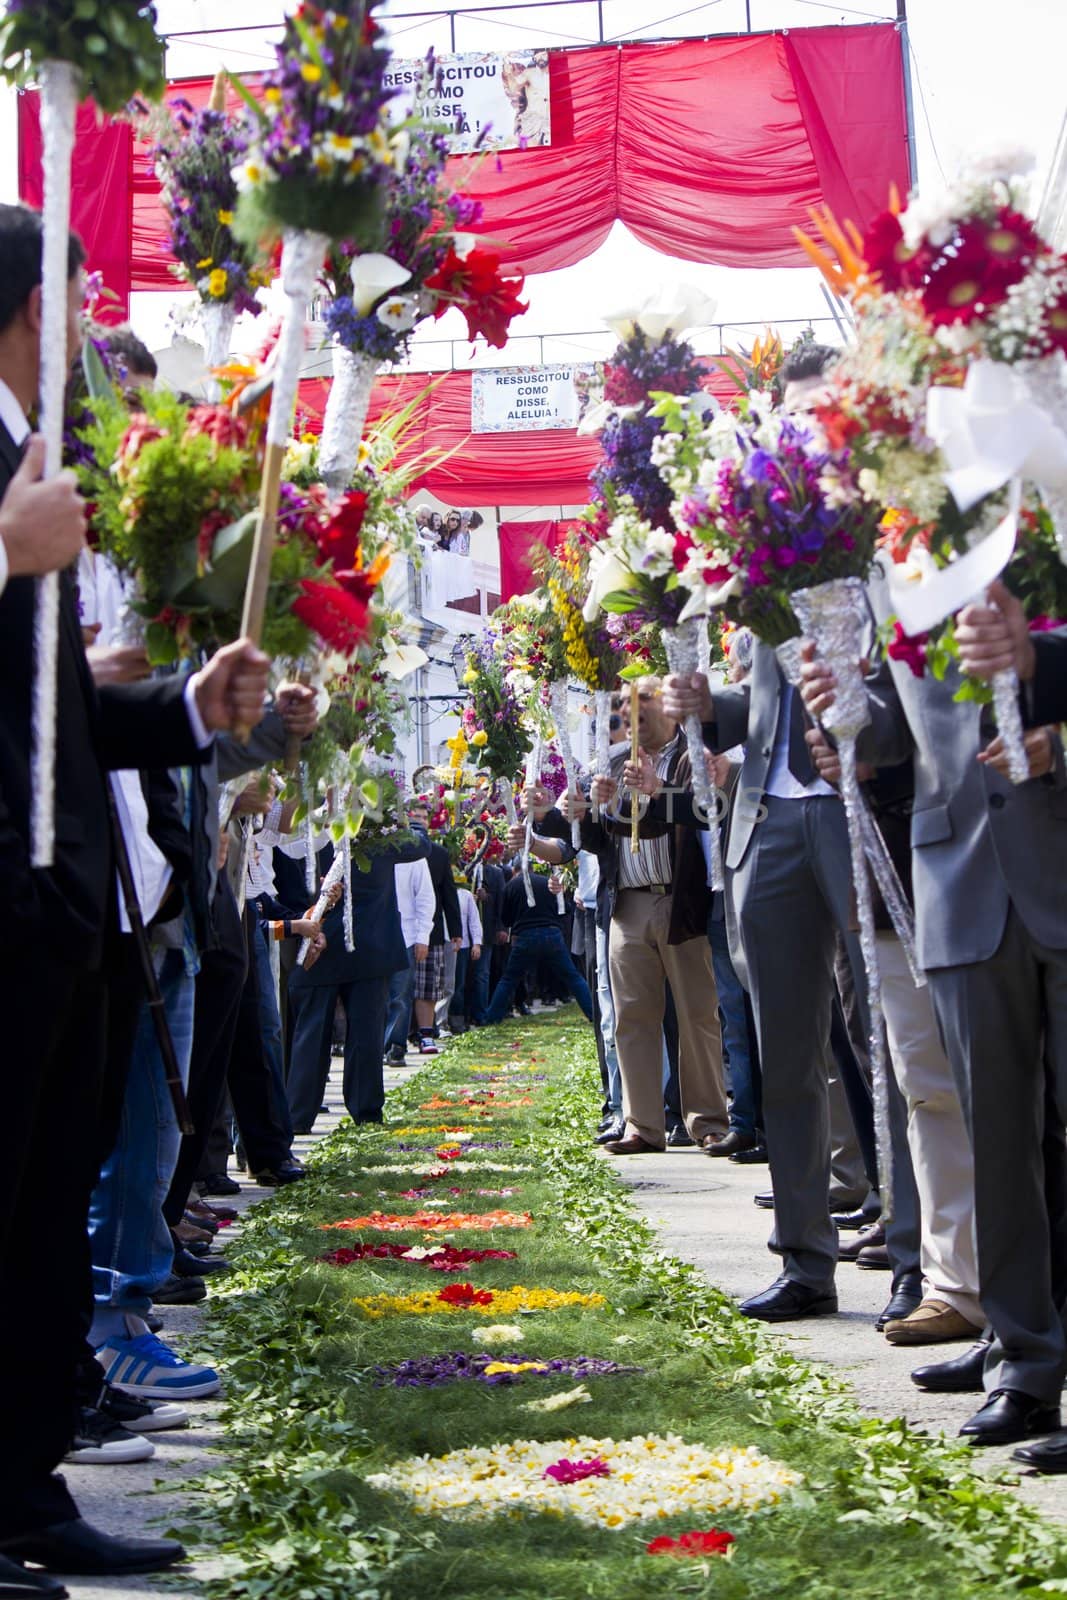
[{"xmin": 896, "ymin": 0, "xmax": 918, "ymax": 188}]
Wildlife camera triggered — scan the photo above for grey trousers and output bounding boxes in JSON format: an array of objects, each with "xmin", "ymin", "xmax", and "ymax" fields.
[
  {"xmin": 734, "ymin": 795, "xmax": 870, "ymax": 1291},
  {"xmin": 929, "ymin": 907, "xmax": 1067, "ymax": 1403}
]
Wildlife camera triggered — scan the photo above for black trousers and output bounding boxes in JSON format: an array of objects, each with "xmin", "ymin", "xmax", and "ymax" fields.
[
  {"xmin": 0, "ymin": 952, "xmax": 107, "ymax": 1538},
  {"xmin": 164, "ymin": 881, "xmax": 246, "ymax": 1224}
]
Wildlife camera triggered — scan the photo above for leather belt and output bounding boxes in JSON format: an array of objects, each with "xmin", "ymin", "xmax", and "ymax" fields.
[{"xmin": 619, "ymin": 883, "xmax": 669, "ymax": 895}]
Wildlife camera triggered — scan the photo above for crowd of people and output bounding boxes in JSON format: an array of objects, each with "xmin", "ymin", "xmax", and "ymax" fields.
[{"xmin": 6, "ymin": 190, "xmax": 1067, "ymax": 1598}]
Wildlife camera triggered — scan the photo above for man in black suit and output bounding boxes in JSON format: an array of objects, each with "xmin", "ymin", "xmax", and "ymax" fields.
[
  {"xmin": 286, "ymin": 828, "xmax": 431, "ymax": 1130},
  {"xmin": 407, "ymin": 800, "xmax": 462, "ymax": 1054},
  {"xmin": 0, "ymin": 203, "xmax": 270, "ymax": 1589}
]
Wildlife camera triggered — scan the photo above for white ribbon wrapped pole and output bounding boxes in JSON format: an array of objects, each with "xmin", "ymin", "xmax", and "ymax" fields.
[
  {"xmin": 201, "ymin": 301, "xmax": 237, "ymax": 402},
  {"xmin": 319, "ymin": 344, "xmax": 380, "ymax": 492},
  {"xmin": 297, "ymin": 847, "xmax": 345, "ymax": 967},
  {"xmin": 549, "ymin": 680, "xmax": 582, "ymax": 849},
  {"xmin": 592, "ymin": 687, "xmax": 612, "ymax": 823},
  {"xmin": 521, "ymin": 734, "xmax": 542, "ymax": 908},
  {"xmin": 30, "ymin": 60, "xmax": 79, "ymax": 868}
]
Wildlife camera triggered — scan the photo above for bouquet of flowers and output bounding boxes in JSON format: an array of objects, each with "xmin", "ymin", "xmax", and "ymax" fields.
[
  {"xmin": 136, "ymin": 90, "xmax": 271, "ymax": 372},
  {"xmin": 0, "ymin": 0, "xmax": 164, "ymax": 110}
]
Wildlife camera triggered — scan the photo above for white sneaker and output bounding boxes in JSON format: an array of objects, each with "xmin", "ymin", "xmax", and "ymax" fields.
[
  {"xmin": 95, "ymin": 1315, "xmax": 222, "ymax": 1400},
  {"xmin": 65, "ymin": 1407, "xmax": 155, "ymax": 1465}
]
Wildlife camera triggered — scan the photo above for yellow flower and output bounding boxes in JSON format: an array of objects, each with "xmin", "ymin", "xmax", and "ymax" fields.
[
  {"xmin": 462, "ymin": 668, "xmax": 479, "ymax": 686},
  {"xmin": 196, "ymin": 257, "xmax": 213, "ymax": 269},
  {"xmin": 471, "ymin": 730, "xmax": 488, "ymax": 748},
  {"xmin": 264, "ymin": 87, "xmax": 282, "ymax": 106},
  {"xmin": 352, "ymin": 1285, "xmax": 606, "ymax": 1319},
  {"xmin": 216, "ymin": 209, "xmax": 234, "ymax": 226},
  {"xmin": 207, "ymin": 268, "xmax": 228, "ymax": 299},
  {"xmin": 300, "ymin": 62, "xmax": 323, "ymax": 84},
  {"xmin": 483, "ymin": 1361, "xmax": 549, "ymax": 1376}
]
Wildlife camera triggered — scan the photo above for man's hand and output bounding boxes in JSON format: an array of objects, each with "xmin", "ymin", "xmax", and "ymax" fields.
[
  {"xmin": 980, "ymin": 725, "xmax": 1056, "ymax": 779},
  {"xmin": 276, "ymin": 682, "xmax": 319, "ymax": 738},
  {"xmin": 956, "ymin": 581, "xmax": 1035, "ymax": 683},
  {"xmin": 0, "ymin": 435, "xmax": 86, "ymax": 578},
  {"xmin": 705, "ymin": 750, "xmax": 733, "ymax": 790},
  {"xmin": 547, "ymin": 874, "xmax": 562, "ymax": 895},
  {"xmin": 233, "ymin": 775, "xmax": 275, "ymax": 817},
  {"xmin": 291, "ymin": 916, "xmax": 322, "ymax": 939},
  {"xmin": 323, "ymin": 881, "xmax": 343, "ymax": 910},
  {"xmin": 662, "ymin": 671, "xmax": 713, "ymax": 725},
  {"xmin": 451, "ymin": 936, "xmax": 463, "ymax": 952},
  {"xmin": 471, "ymin": 944, "xmax": 482, "ymax": 962},
  {"xmin": 414, "ymin": 943, "xmax": 429, "ymax": 962},
  {"xmin": 86, "ymin": 643, "xmax": 152, "ymax": 687},
  {"xmin": 623, "ymin": 748, "xmax": 661, "ymax": 796},
  {"xmin": 799, "ymin": 641, "xmax": 838, "ymax": 721},
  {"xmin": 559, "ymin": 786, "xmax": 592, "ymax": 822},
  {"xmin": 191, "ymin": 638, "xmax": 271, "ymax": 734},
  {"xmin": 804, "ymin": 727, "xmax": 876, "ymax": 787},
  {"xmin": 495, "ymin": 929, "xmax": 509, "ymax": 945},
  {"xmin": 302, "ymin": 928, "xmax": 327, "ymax": 970},
  {"xmin": 523, "ymin": 781, "xmax": 555, "ymax": 822},
  {"xmin": 506, "ymin": 822, "xmax": 526, "ymax": 855}
]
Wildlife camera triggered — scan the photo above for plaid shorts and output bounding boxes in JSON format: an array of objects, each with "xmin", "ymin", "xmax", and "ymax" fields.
[{"xmin": 413, "ymin": 942, "xmax": 447, "ymax": 1002}]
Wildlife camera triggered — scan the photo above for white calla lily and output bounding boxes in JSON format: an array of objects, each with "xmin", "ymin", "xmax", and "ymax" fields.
[
  {"xmin": 582, "ymin": 548, "xmax": 634, "ymax": 621},
  {"xmin": 349, "ymin": 254, "xmax": 412, "ymax": 316},
  {"xmin": 603, "ymin": 286, "xmax": 718, "ymax": 345}
]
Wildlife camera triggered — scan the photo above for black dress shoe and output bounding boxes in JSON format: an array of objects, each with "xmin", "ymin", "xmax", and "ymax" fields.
[
  {"xmin": 959, "ymin": 1388, "xmax": 1061, "ymax": 1447},
  {"xmin": 254, "ymin": 1161, "xmax": 305, "ymax": 1186},
  {"xmin": 594, "ymin": 1119, "xmax": 625, "ymax": 1145},
  {"xmin": 173, "ymin": 1247, "xmax": 229, "ymax": 1278},
  {"xmin": 197, "ymin": 1172, "xmax": 240, "ymax": 1197},
  {"xmin": 729, "ymin": 1143, "xmax": 769, "ymax": 1164},
  {"xmin": 911, "ymin": 1338, "xmax": 990, "ymax": 1393},
  {"xmin": 705, "ymin": 1129, "xmax": 756, "ymax": 1158},
  {"xmin": 666, "ymin": 1124, "xmax": 695, "ymax": 1148},
  {"xmin": 0, "ymin": 1554, "xmax": 67, "ymax": 1598},
  {"xmin": 739, "ymin": 1278, "xmax": 838, "ymax": 1322},
  {"xmin": 832, "ymin": 1208, "xmax": 868, "ymax": 1231},
  {"xmin": 1012, "ymin": 1429, "xmax": 1067, "ymax": 1473},
  {"xmin": 875, "ymin": 1283, "xmax": 923, "ymax": 1332},
  {"xmin": 152, "ymin": 1273, "xmax": 206, "ymax": 1306},
  {"xmin": 838, "ymin": 1221, "xmax": 885, "ymax": 1263},
  {"xmin": 753, "ymin": 1191, "xmax": 775, "ymax": 1209},
  {"xmin": 3, "ymin": 1520, "xmax": 184, "ymax": 1576}
]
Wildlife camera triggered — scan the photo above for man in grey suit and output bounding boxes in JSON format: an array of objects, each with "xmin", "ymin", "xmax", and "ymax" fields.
[{"xmin": 802, "ymin": 561, "xmax": 1067, "ymax": 1456}]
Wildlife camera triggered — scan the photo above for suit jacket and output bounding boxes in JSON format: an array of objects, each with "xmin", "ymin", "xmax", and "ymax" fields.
[
  {"xmin": 287, "ymin": 830, "xmax": 431, "ymax": 988},
  {"xmin": 857, "ymin": 557, "xmax": 1067, "ymax": 970},
  {"xmin": 425, "ymin": 833, "xmax": 463, "ymax": 946},
  {"xmin": 1028, "ymin": 627, "xmax": 1067, "ymax": 726},
  {"xmin": 473, "ymin": 861, "xmax": 505, "ymax": 943},
  {"xmin": 0, "ymin": 419, "xmax": 203, "ymax": 964}
]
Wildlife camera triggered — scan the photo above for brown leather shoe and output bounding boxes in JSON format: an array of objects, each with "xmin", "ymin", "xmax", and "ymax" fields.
[
  {"xmin": 603, "ymin": 1135, "xmax": 664, "ymax": 1155},
  {"xmin": 838, "ymin": 1220, "xmax": 884, "ymax": 1262},
  {"xmin": 884, "ymin": 1299, "xmax": 985, "ymax": 1346}
]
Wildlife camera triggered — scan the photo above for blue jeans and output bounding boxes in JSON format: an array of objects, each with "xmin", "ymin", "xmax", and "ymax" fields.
[
  {"xmin": 470, "ymin": 942, "xmax": 494, "ymax": 1023},
  {"xmin": 485, "ymin": 927, "xmax": 594, "ymax": 1025},
  {"xmin": 384, "ymin": 948, "xmax": 416, "ymax": 1054},
  {"xmin": 708, "ymin": 910, "xmax": 759, "ymax": 1137},
  {"xmin": 594, "ymin": 924, "xmax": 622, "ymax": 1113},
  {"xmin": 449, "ymin": 947, "xmax": 471, "ymax": 1021},
  {"xmin": 89, "ymin": 949, "xmax": 196, "ymax": 1338}
]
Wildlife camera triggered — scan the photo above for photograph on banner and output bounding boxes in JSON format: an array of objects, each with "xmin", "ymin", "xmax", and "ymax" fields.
[
  {"xmin": 383, "ymin": 50, "xmax": 552, "ymax": 153},
  {"xmin": 472, "ymin": 363, "xmax": 603, "ymax": 433}
]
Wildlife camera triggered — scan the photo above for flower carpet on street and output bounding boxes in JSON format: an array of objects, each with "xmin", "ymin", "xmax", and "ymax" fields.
[
  {"xmin": 179, "ymin": 1014, "xmax": 1067, "ymax": 1600},
  {"xmin": 365, "ymin": 1435, "xmax": 802, "ymax": 1529}
]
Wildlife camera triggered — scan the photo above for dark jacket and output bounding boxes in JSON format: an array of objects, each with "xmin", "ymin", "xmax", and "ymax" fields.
[
  {"xmin": 0, "ymin": 419, "xmax": 203, "ymax": 964},
  {"xmin": 425, "ymin": 833, "xmax": 463, "ymax": 946},
  {"xmin": 473, "ymin": 860, "xmax": 505, "ymax": 942},
  {"xmin": 287, "ymin": 830, "xmax": 431, "ymax": 988}
]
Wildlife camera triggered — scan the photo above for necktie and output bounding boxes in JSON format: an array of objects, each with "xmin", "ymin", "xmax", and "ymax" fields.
[{"xmin": 785, "ymin": 684, "xmax": 816, "ymax": 786}]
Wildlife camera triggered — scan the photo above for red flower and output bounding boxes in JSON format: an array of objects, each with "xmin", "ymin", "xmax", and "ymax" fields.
[
  {"xmin": 292, "ymin": 578, "xmax": 370, "ymax": 656},
  {"xmin": 862, "ymin": 210, "xmax": 929, "ymax": 292},
  {"xmin": 920, "ymin": 210, "xmax": 1039, "ymax": 327},
  {"xmin": 543, "ymin": 1457, "xmax": 611, "ymax": 1485},
  {"xmin": 436, "ymin": 1282, "xmax": 494, "ymax": 1307},
  {"xmin": 603, "ymin": 364, "xmax": 647, "ymax": 407},
  {"xmin": 116, "ymin": 416, "xmax": 165, "ymax": 475},
  {"xmin": 1045, "ymin": 273, "xmax": 1067, "ymax": 354},
  {"xmin": 423, "ymin": 245, "xmax": 528, "ymax": 349},
  {"xmin": 646, "ymin": 1529, "xmax": 736, "ymax": 1558},
  {"xmin": 813, "ymin": 403, "xmax": 863, "ymax": 452},
  {"xmin": 317, "ymin": 491, "xmax": 369, "ymax": 569},
  {"xmin": 184, "ymin": 406, "xmax": 248, "ymax": 452},
  {"xmin": 887, "ymin": 620, "xmax": 928, "ymax": 678},
  {"xmin": 196, "ymin": 507, "xmax": 231, "ymax": 569},
  {"xmin": 980, "ymin": 207, "xmax": 1043, "ymax": 292}
]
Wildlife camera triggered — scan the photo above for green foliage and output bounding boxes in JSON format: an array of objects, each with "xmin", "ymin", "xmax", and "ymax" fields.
[
  {"xmin": 169, "ymin": 1018, "xmax": 1067, "ymax": 1600},
  {"xmin": 0, "ymin": 0, "xmax": 165, "ymax": 112}
]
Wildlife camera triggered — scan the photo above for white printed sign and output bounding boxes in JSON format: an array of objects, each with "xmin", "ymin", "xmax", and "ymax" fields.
[
  {"xmin": 382, "ymin": 50, "xmax": 552, "ymax": 154},
  {"xmin": 472, "ymin": 364, "xmax": 601, "ymax": 433}
]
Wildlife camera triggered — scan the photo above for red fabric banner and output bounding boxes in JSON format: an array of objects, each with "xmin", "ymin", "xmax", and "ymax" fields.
[
  {"xmin": 17, "ymin": 25, "xmax": 909, "ymax": 293},
  {"xmin": 497, "ymin": 519, "xmax": 570, "ymax": 602},
  {"xmin": 16, "ymin": 91, "xmax": 133, "ymax": 321}
]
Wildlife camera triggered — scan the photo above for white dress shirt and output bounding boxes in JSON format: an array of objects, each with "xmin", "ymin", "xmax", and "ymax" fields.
[
  {"xmin": 395, "ymin": 858, "xmax": 435, "ymax": 948},
  {"xmin": 457, "ymin": 885, "xmax": 484, "ymax": 949},
  {"xmin": 763, "ymin": 683, "xmax": 835, "ymax": 800}
]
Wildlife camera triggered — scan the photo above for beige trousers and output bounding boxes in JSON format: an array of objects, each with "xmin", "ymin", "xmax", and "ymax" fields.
[
  {"xmin": 608, "ymin": 889, "xmax": 727, "ymax": 1146},
  {"xmin": 879, "ymin": 932, "xmax": 981, "ymax": 1324}
]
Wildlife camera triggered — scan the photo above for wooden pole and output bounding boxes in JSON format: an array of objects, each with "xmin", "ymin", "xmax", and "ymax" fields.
[
  {"xmin": 629, "ymin": 681, "xmax": 640, "ymax": 855},
  {"xmin": 234, "ymin": 441, "xmax": 285, "ymax": 740}
]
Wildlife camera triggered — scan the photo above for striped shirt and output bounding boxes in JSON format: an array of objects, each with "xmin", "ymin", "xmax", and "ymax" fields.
[{"xmin": 611, "ymin": 737, "xmax": 679, "ymax": 890}]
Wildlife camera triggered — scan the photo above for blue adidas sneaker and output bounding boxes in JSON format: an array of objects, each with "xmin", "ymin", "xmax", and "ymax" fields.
[{"xmin": 94, "ymin": 1316, "xmax": 221, "ymax": 1400}]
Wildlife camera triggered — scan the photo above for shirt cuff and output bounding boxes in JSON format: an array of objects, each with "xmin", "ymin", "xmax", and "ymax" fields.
[
  {"xmin": 0, "ymin": 536, "xmax": 8, "ymax": 599},
  {"xmin": 183, "ymin": 676, "xmax": 214, "ymax": 750}
]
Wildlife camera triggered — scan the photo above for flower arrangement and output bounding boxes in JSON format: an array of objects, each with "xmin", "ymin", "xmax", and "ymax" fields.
[
  {"xmin": 460, "ymin": 628, "xmax": 532, "ymax": 784},
  {"xmin": 351, "ymin": 1285, "xmax": 607, "ymax": 1318},
  {"xmin": 74, "ymin": 386, "xmax": 325, "ymax": 663},
  {"xmin": 372, "ymin": 1352, "xmax": 638, "ymax": 1389},
  {"xmin": 543, "ymin": 525, "xmax": 626, "ymax": 692},
  {"xmin": 232, "ymin": 1, "xmax": 400, "ymax": 245},
  {"xmin": 137, "ymin": 96, "xmax": 271, "ymax": 315},
  {"xmin": 321, "ymin": 1210, "xmax": 533, "ymax": 1232},
  {"xmin": 365, "ymin": 1434, "xmax": 802, "ymax": 1529},
  {"xmin": 0, "ymin": 0, "xmax": 165, "ymax": 111},
  {"xmin": 650, "ymin": 390, "xmax": 883, "ymax": 646},
  {"xmin": 319, "ymin": 1244, "xmax": 517, "ymax": 1271},
  {"xmin": 471, "ymin": 1324, "xmax": 524, "ymax": 1345}
]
